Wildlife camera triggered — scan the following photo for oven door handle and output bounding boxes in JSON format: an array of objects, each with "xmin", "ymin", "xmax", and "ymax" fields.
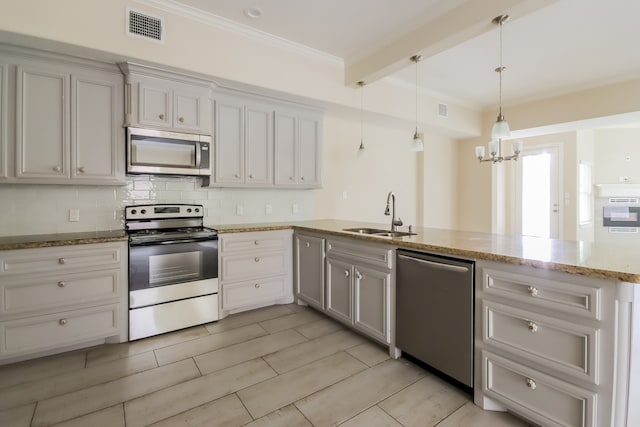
[{"xmin": 130, "ymin": 237, "xmax": 217, "ymax": 246}]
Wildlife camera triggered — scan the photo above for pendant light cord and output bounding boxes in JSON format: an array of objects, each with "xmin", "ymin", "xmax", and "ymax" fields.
[
  {"xmin": 360, "ymin": 83, "xmax": 364, "ymax": 143},
  {"xmin": 498, "ymin": 19, "xmax": 504, "ymax": 117},
  {"xmin": 415, "ymin": 58, "xmax": 418, "ymax": 134}
]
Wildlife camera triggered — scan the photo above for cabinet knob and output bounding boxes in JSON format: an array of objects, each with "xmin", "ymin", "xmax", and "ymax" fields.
[
  {"xmin": 158, "ymin": 113, "xmax": 165, "ymax": 120},
  {"xmin": 59, "ymin": 319, "xmax": 67, "ymax": 326},
  {"xmin": 248, "ymin": 174, "xmax": 254, "ymax": 179},
  {"xmin": 53, "ymin": 166, "xmax": 62, "ymax": 172},
  {"xmin": 57, "ymin": 281, "xmax": 66, "ymax": 288},
  {"xmin": 289, "ymin": 176, "xmax": 295, "ymax": 181},
  {"xmin": 344, "ymin": 270, "xmax": 350, "ymax": 277},
  {"xmin": 300, "ymin": 176, "xmax": 305, "ymax": 181},
  {"xmin": 305, "ymin": 242, "xmax": 310, "ymax": 248},
  {"xmin": 254, "ymin": 240, "xmax": 259, "ymax": 245},
  {"xmin": 525, "ymin": 378, "xmax": 537, "ymax": 390},
  {"xmin": 527, "ymin": 321, "xmax": 538, "ymax": 333},
  {"xmin": 77, "ymin": 166, "xmax": 85, "ymax": 173},
  {"xmin": 254, "ymin": 283, "xmax": 260, "ymax": 289},
  {"xmin": 528, "ymin": 286, "xmax": 539, "ymax": 297},
  {"xmin": 234, "ymin": 173, "xmax": 240, "ymax": 178},
  {"xmin": 59, "ymin": 258, "xmax": 66, "ymax": 265},
  {"xmin": 178, "ymin": 116, "xmax": 184, "ymax": 123},
  {"xmin": 356, "ymin": 271, "xmax": 363, "ymax": 280},
  {"xmin": 254, "ymin": 257, "xmax": 260, "ymax": 262}
]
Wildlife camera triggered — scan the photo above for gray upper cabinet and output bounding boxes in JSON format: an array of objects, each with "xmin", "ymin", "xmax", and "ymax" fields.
[
  {"xmin": 9, "ymin": 53, "xmax": 124, "ymax": 185},
  {"xmin": 0, "ymin": 61, "xmax": 6, "ymax": 180},
  {"xmin": 212, "ymin": 95, "xmax": 274, "ymax": 187},
  {"xmin": 295, "ymin": 233, "xmax": 325, "ymax": 310},
  {"xmin": 120, "ymin": 63, "xmax": 212, "ymax": 135},
  {"xmin": 275, "ymin": 109, "xmax": 322, "ymax": 188}
]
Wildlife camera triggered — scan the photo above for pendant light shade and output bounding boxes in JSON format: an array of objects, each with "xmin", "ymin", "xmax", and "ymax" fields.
[
  {"xmin": 356, "ymin": 81, "xmax": 366, "ymax": 159},
  {"xmin": 491, "ymin": 115, "xmax": 511, "ymax": 140},
  {"xmin": 410, "ymin": 54, "xmax": 424, "ymax": 152}
]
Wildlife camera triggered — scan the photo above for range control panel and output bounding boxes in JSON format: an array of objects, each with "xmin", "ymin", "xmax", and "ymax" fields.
[{"xmin": 125, "ymin": 204, "xmax": 204, "ymax": 220}]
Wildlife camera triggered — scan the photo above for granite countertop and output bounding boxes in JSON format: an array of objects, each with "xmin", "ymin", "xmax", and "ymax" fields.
[
  {"xmin": 0, "ymin": 230, "xmax": 128, "ymax": 251},
  {"xmin": 213, "ymin": 219, "xmax": 640, "ymax": 284}
]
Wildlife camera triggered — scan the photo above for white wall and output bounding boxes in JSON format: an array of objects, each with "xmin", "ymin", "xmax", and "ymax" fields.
[
  {"xmin": 576, "ymin": 129, "xmax": 595, "ymax": 242},
  {"xmin": 594, "ymin": 128, "xmax": 640, "ymax": 184}
]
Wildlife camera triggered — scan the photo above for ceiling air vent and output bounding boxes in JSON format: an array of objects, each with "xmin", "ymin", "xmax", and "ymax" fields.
[
  {"xmin": 437, "ymin": 103, "xmax": 448, "ymax": 118},
  {"xmin": 127, "ymin": 9, "xmax": 163, "ymax": 42},
  {"xmin": 608, "ymin": 197, "xmax": 639, "ymax": 204}
]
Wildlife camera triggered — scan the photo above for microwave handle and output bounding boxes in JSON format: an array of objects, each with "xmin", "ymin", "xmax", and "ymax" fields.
[{"xmin": 195, "ymin": 141, "xmax": 202, "ymax": 169}]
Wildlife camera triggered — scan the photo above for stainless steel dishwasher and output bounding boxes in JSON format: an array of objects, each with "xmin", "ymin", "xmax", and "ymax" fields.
[{"xmin": 396, "ymin": 250, "xmax": 474, "ymax": 389}]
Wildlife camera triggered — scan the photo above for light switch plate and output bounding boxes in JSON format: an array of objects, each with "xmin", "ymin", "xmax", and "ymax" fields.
[
  {"xmin": 236, "ymin": 205, "xmax": 244, "ymax": 216},
  {"xmin": 69, "ymin": 209, "xmax": 80, "ymax": 222},
  {"xmin": 292, "ymin": 203, "xmax": 299, "ymax": 214},
  {"xmin": 265, "ymin": 204, "xmax": 272, "ymax": 214}
]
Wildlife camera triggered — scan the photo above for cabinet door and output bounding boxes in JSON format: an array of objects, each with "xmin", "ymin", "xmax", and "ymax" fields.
[
  {"xmin": 138, "ymin": 82, "xmax": 171, "ymax": 128},
  {"xmin": 326, "ymin": 257, "xmax": 352, "ymax": 324},
  {"xmin": 296, "ymin": 234, "xmax": 325, "ymax": 310},
  {"xmin": 174, "ymin": 85, "xmax": 208, "ymax": 133},
  {"xmin": 354, "ymin": 265, "xmax": 391, "ymax": 343},
  {"xmin": 71, "ymin": 71, "xmax": 123, "ymax": 183},
  {"xmin": 274, "ymin": 111, "xmax": 297, "ymax": 185},
  {"xmin": 245, "ymin": 104, "xmax": 273, "ymax": 185},
  {"xmin": 16, "ymin": 65, "xmax": 69, "ymax": 179},
  {"xmin": 0, "ymin": 62, "xmax": 7, "ymax": 179},
  {"xmin": 214, "ymin": 98, "xmax": 244, "ymax": 183},
  {"xmin": 298, "ymin": 114, "xmax": 321, "ymax": 187}
]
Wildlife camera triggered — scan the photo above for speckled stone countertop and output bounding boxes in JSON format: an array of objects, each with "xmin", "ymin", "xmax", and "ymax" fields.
[
  {"xmin": 0, "ymin": 230, "xmax": 128, "ymax": 251},
  {"xmin": 213, "ymin": 219, "xmax": 640, "ymax": 283}
]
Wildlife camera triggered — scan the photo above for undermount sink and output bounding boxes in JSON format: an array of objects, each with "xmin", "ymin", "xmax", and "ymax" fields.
[{"xmin": 342, "ymin": 227, "xmax": 416, "ymax": 238}]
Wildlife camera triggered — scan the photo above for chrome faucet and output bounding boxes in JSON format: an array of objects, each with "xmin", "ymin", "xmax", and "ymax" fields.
[{"xmin": 384, "ymin": 191, "xmax": 403, "ymax": 231}]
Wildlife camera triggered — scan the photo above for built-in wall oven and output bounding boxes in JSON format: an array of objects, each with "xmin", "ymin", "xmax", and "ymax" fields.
[
  {"xmin": 595, "ymin": 196, "xmax": 640, "ymax": 246},
  {"xmin": 126, "ymin": 204, "xmax": 218, "ymax": 340}
]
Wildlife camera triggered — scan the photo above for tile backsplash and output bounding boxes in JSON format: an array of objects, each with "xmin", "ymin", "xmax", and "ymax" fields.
[{"xmin": 0, "ymin": 176, "xmax": 314, "ymax": 236}]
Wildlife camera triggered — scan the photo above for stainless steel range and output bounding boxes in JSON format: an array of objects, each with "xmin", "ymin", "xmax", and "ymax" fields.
[{"xmin": 125, "ymin": 204, "xmax": 219, "ymax": 340}]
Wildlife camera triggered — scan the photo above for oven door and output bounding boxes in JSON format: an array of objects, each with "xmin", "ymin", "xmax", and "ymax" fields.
[{"xmin": 129, "ymin": 238, "xmax": 218, "ymax": 293}]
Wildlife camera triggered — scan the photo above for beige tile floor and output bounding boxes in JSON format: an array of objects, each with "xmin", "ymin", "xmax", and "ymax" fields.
[{"xmin": 0, "ymin": 304, "xmax": 531, "ymax": 427}]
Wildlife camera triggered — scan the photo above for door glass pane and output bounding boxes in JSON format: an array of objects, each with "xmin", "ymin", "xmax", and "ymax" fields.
[{"xmin": 522, "ymin": 153, "xmax": 551, "ymax": 237}]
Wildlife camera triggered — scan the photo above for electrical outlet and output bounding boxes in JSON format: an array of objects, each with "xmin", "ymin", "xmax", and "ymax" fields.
[
  {"xmin": 265, "ymin": 204, "xmax": 272, "ymax": 214},
  {"xmin": 236, "ymin": 205, "xmax": 244, "ymax": 216},
  {"xmin": 292, "ymin": 203, "xmax": 299, "ymax": 214},
  {"xmin": 69, "ymin": 208, "xmax": 80, "ymax": 222}
]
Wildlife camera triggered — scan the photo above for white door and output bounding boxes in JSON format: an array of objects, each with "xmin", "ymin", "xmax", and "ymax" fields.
[{"xmin": 514, "ymin": 145, "xmax": 561, "ymax": 238}]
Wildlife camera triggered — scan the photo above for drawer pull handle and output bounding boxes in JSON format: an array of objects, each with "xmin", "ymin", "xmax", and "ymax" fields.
[
  {"xmin": 527, "ymin": 321, "xmax": 538, "ymax": 333},
  {"xmin": 57, "ymin": 281, "xmax": 66, "ymax": 288},
  {"xmin": 59, "ymin": 319, "xmax": 67, "ymax": 326},
  {"xmin": 254, "ymin": 240, "xmax": 259, "ymax": 245},
  {"xmin": 344, "ymin": 270, "xmax": 350, "ymax": 277},
  {"xmin": 525, "ymin": 378, "xmax": 537, "ymax": 390},
  {"xmin": 305, "ymin": 242, "xmax": 310, "ymax": 248},
  {"xmin": 254, "ymin": 257, "xmax": 260, "ymax": 262},
  {"xmin": 59, "ymin": 258, "xmax": 67, "ymax": 265},
  {"xmin": 528, "ymin": 286, "xmax": 539, "ymax": 297},
  {"xmin": 254, "ymin": 283, "xmax": 260, "ymax": 288}
]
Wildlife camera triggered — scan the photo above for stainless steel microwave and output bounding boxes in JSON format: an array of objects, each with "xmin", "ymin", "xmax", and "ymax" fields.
[{"xmin": 127, "ymin": 127, "xmax": 212, "ymax": 177}]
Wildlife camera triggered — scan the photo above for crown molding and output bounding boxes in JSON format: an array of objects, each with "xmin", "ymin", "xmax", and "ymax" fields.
[{"xmin": 134, "ymin": 0, "xmax": 344, "ymax": 66}]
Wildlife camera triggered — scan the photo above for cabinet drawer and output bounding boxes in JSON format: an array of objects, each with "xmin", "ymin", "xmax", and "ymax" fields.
[
  {"xmin": 0, "ymin": 244, "xmax": 122, "ymax": 276},
  {"xmin": 1, "ymin": 269, "xmax": 120, "ymax": 316},
  {"xmin": 483, "ymin": 301, "xmax": 598, "ymax": 384},
  {"xmin": 482, "ymin": 268, "xmax": 601, "ymax": 319},
  {"xmin": 220, "ymin": 231, "xmax": 290, "ymax": 253},
  {"xmin": 483, "ymin": 351, "xmax": 595, "ymax": 427},
  {"xmin": 326, "ymin": 238, "xmax": 392, "ymax": 269},
  {"xmin": 222, "ymin": 276, "xmax": 287, "ymax": 310},
  {"xmin": 221, "ymin": 252, "xmax": 286, "ymax": 282},
  {"xmin": 0, "ymin": 304, "xmax": 120, "ymax": 356}
]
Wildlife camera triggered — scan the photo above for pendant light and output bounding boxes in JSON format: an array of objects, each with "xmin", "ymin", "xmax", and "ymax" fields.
[
  {"xmin": 410, "ymin": 54, "xmax": 424, "ymax": 152},
  {"xmin": 475, "ymin": 14, "xmax": 521, "ymax": 164},
  {"xmin": 357, "ymin": 81, "xmax": 366, "ymax": 159}
]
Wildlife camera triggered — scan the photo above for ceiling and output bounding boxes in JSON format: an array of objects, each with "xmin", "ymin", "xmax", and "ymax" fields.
[{"xmin": 169, "ymin": 0, "xmax": 639, "ymax": 110}]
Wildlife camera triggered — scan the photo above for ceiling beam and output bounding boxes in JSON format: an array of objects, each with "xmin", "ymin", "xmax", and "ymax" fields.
[{"xmin": 344, "ymin": 0, "xmax": 559, "ymax": 87}]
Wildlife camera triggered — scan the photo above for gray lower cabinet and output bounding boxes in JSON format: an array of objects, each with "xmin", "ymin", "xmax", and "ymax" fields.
[
  {"xmin": 295, "ymin": 233, "xmax": 325, "ymax": 310},
  {"xmin": 324, "ymin": 237, "xmax": 393, "ymax": 345}
]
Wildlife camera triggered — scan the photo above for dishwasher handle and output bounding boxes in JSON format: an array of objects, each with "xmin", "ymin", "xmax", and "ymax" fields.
[{"xmin": 398, "ymin": 254, "xmax": 470, "ymax": 273}]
